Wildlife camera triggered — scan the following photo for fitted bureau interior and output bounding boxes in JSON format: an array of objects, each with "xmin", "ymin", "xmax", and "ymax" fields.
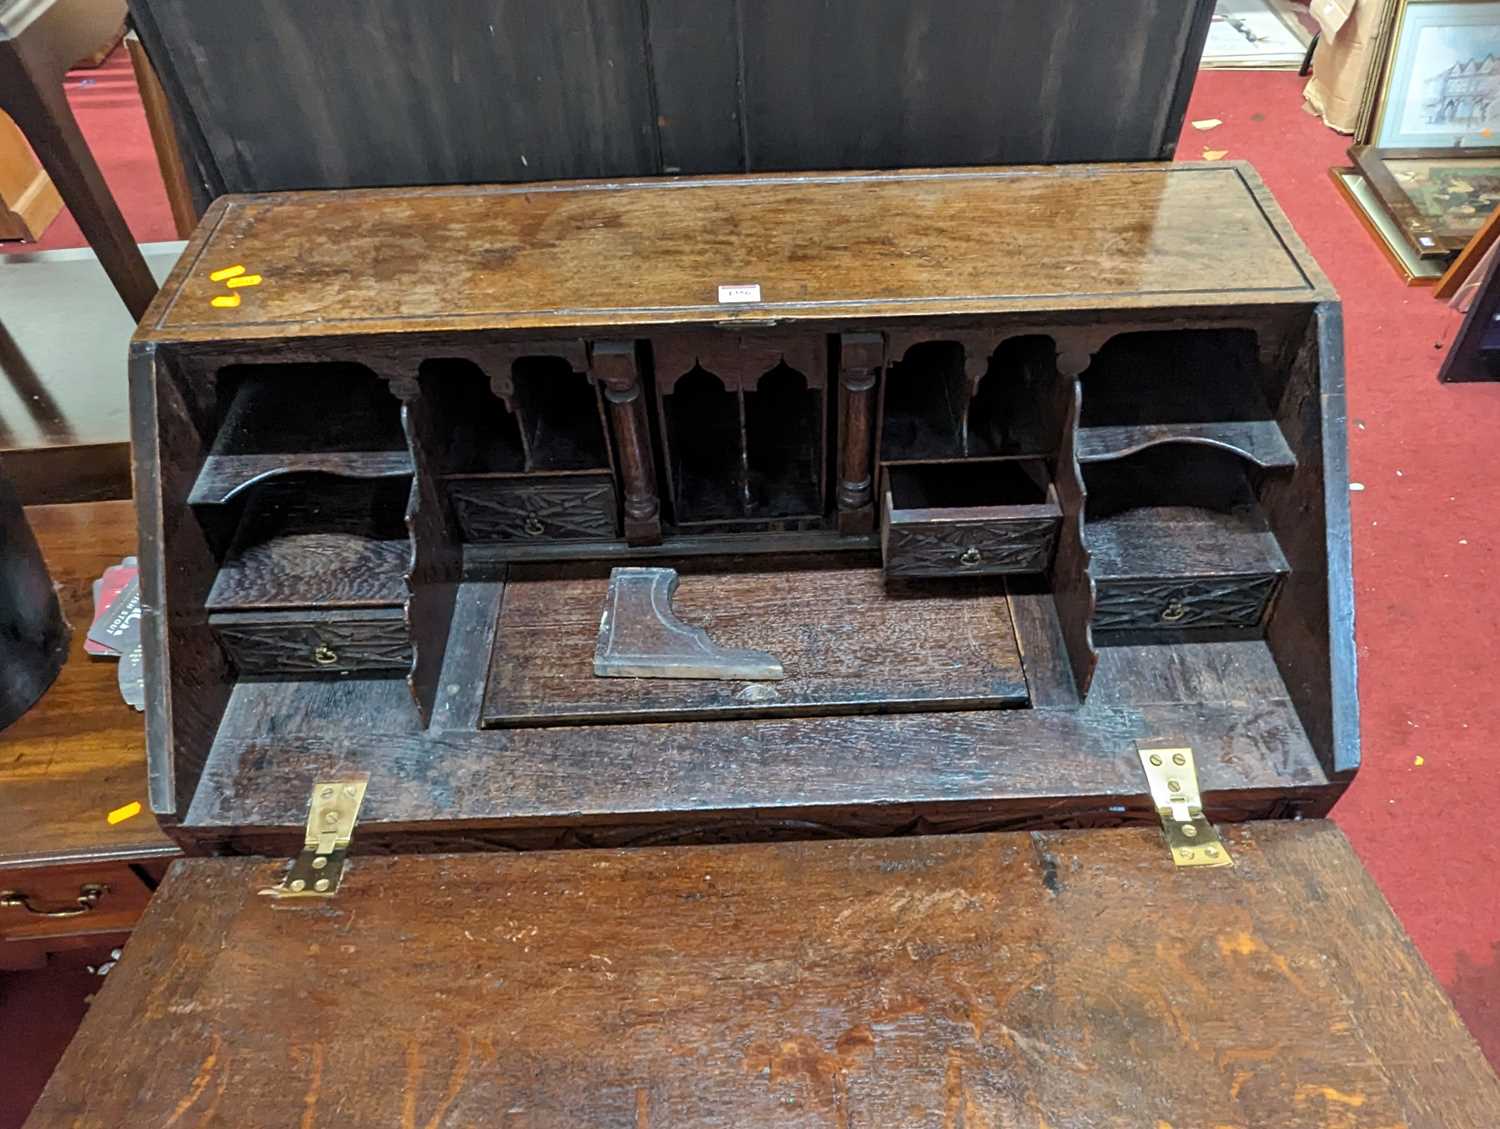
[{"xmin": 149, "ymin": 307, "xmax": 1347, "ymax": 848}]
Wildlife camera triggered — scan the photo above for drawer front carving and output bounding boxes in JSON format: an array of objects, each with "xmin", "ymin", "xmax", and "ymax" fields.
[
  {"xmin": 216, "ymin": 616, "xmax": 412, "ymax": 675},
  {"xmin": 449, "ymin": 476, "xmax": 618, "ymax": 542},
  {"xmin": 884, "ymin": 517, "xmax": 1059, "ymax": 577},
  {"xmin": 1092, "ymin": 574, "xmax": 1282, "ymax": 633}
]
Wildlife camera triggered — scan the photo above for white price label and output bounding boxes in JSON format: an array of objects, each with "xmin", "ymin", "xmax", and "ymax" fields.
[{"xmin": 717, "ymin": 283, "xmax": 763, "ymax": 304}]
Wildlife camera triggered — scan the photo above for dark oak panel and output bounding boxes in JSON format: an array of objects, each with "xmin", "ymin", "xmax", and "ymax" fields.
[
  {"xmin": 737, "ymin": 0, "xmax": 1211, "ymax": 168},
  {"xmin": 131, "ymin": 0, "xmax": 659, "ymax": 196},
  {"xmin": 484, "ymin": 564, "xmax": 1028, "ymax": 726},
  {"xmin": 24, "ymin": 823, "xmax": 1500, "ymax": 1128},
  {"xmin": 129, "ymin": 0, "xmax": 1212, "ymax": 198}
]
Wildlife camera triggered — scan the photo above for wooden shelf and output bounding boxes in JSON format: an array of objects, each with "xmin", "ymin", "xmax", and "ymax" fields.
[
  {"xmin": 205, "ymin": 479, "xmax": 411, "ymax": 612},
  {"xmin": 191, "ymin": 364, "xmax": 409, "ymax": 504},
  {"xmin": 190, "ymin": 451, "xmax": 413, "ymax": 505},
  {"xmin": 206, "ymin": 531, "xmax": 409, "ymax": 611},
  {"xmin": 1086, "ymin": 503, "xmax": 1288, "ymax": 582},
  {"xmin": 1076, "ymin": 421, "xmax": 1295, "ymax": 469}
]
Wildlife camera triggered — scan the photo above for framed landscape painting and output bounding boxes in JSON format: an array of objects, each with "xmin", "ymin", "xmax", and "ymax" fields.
[{"xmin": 1373, "ymin": 0, "xmax": 1500, "ymax": 147}]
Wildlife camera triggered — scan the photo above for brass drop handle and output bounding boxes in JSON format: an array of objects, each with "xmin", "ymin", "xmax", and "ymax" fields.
[
  {"xmin": 0, "ymin": 883, "xmax": 108, "ymax": 918},
  {"xmin": 959, "ymin": 547, "xmax": 983, "ymax": 567},
  {"xmin": 1161, "ymin": 600, "xmax": 1188, "ymax": 623},
  {"xmin": 523, "ymin": 515, "xmax": 546, "ymax": 537},
  {"xmin": 312, "ymin": 644, "xmax": 339, "ymax": 666}
]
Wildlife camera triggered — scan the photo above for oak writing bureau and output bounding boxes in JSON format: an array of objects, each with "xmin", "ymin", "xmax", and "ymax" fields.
[
  {"xmin": 24, "ymin": 164, "xmax": 1500, "ymax": 1127},
  {"xmin": 134, "ymin": 163, "xmax": 1355, "ymax": 849}
]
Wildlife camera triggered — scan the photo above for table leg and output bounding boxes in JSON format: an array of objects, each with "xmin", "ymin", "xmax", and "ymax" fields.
[{"xmin": 1, "ymin": 48, "xmax": 158, "ymax": 321}]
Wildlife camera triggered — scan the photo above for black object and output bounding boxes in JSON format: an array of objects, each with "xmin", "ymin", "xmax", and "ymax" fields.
[
  {"xmin": 0, "ymin": 464, "xmax": 68, "ymax": 730},
  {"xmin": 1438, "ymin": 242, "xmax": 1500, "ymax": 382},
  {"xmin": 129, "ymin": 0, "xmax": 1216, "ymax": 207}
]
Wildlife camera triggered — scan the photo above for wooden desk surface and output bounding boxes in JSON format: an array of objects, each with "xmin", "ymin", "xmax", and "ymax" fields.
[
  {"xmin": 24, "ymin": 821, "xmax": 1500, "ymax": 1128},
  {"xmin": 0, "ymin": 500, "xmax": 177, "ymax": 869},
  {"xmin": 139, "ymin": 163, "xmax": 1333, "ymax": 345}
]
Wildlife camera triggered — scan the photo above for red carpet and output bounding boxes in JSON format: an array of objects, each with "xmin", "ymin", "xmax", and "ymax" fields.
[
  {"xmin": 1183, "ymin": 70, "xmax": 1500, "ymax": 1069},
  {"xmin": 0, "ymin": 958, "xmax": 107, "ymax": 1129},
  {"xmin": 1, "ymin": 55, "xmax": 1496, "ymax": 1127},
  {"xmin": 26, "ymin": 49, "xmax": 179, "ymax": 251}
]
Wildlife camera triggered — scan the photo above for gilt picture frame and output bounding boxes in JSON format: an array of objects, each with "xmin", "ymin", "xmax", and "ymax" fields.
[
  {"xmin": 1369, "ymin": 0, "xmax": 1500, "ymax": 147},
  {"xmin": 1328, "ymin": 165, "xmax": 1445, "ymax": 284}
]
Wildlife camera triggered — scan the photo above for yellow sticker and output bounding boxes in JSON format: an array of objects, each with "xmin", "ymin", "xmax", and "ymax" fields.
[
  {"xmin": 209, "ymin": 264, "xmax": 246, "ymax": 282},
  {"xmin": 211, "ymin": 294, "xmax": 241, "ymax": 309},
  {"xmin": 225, "ymin": 274, "xmax": 263, "ymax": 289},
  {"xmin": 107, "ymin": 801, "xmax": 142, "ymax": 825}
]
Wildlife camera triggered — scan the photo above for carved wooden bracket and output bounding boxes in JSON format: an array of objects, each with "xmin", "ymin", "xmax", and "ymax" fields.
[{"xmin": 594, "ymin": 567, "xmax": 784, "ymax": 680}]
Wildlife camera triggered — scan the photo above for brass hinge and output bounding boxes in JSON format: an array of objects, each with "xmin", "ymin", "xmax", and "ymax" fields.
[
  {"xmin": 1136, "ymin": 744, "xmax": 1233, "ymax": 869},
  {"xmin": 262, "ymin": 779, "xmax": 368, "ymax": 898}
]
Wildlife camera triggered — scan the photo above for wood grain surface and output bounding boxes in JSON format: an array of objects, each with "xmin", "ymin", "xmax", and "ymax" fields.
[
  {"xmin": 0, "ymin": 501, "xmax": 175, "ymax": 869},
  {"xmin": 184, "ymin": 598, "xmax": 1333, "ymax": 850},
  {"xmin": 24, "ymin": 821, "xmax": 1500, "ymax": 1128},
  {"xmin": 138, "ymin": 165, "xmax": 1325, "ymax": 343},
  {"xmin": 485, "ymin": 563, "xmax": 1028, "ymax": 725},
  {"xmin": 1086, "ymin": 505, "xmax": 1290, "ymax": 581},
  {"xmin": 203, "ymin": 479, "xmax": 411, "ymax": 611}
]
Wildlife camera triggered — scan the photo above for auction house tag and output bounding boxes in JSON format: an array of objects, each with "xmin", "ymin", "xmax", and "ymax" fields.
[
  {"xmin": 88, "ymin": 575, "xmax": 141, "ymax": 655},
  {"xmin": 717, "ymin": 283, "xmax": 762, "ymax": 304}
]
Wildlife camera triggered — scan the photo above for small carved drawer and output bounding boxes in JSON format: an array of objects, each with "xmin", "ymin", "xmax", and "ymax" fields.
[
  {"xmin": 1092, "ymin": 574, "xmax": 1285, "ymax": 635},
  {"xmin": 881, "ymin": 462, "xmax": 1062, "ymax": 578},
  {"xmin": 210, "ymin": 607, "xmax": 412, "ymax": 677},
  {"xmin": 447, "ymin": 474, "xmax": 619, "ymax": 543}
]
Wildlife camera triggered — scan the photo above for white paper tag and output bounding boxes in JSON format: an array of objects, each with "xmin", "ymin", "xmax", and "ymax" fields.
[{"xmin": 717, "ymin": 283, "xmax": 762, "ymax": 304}]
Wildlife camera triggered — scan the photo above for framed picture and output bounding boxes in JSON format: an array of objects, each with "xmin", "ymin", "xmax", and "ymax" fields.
[
  {"xmin": 1328, "ymin": 166, "xmax": 1445, "ymax": 284},
  {"xmin": 1435, "ymin": 186, "xmax": 1500, "ymax": 294},
  {"xmin": 1349, "ymin": 143, "xmax": 1500, "ymax": 255},
  {"xmin": 1367, "ymin": 0, "xmax": 1500, "ymax": 147},
  {"xmin": 1355, "ymin": 0, "xmax": 1403, "ymax": 143}
]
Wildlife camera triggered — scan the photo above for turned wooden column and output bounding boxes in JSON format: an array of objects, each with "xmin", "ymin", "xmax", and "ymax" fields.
[
  {"xmin": 592, "ymin": 341, "xmax": 661, "ymax": 545},
  {"xmin": 836, "ymin": 332, "xmax": 884, "ymax": 534}
]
